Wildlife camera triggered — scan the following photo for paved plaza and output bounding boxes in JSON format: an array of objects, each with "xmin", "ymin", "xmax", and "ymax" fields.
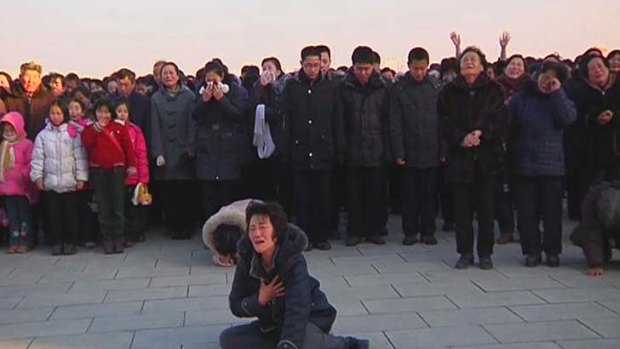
[{"xmin": 0, "ymin": 216, "xmax": 619, "ymax": 349}]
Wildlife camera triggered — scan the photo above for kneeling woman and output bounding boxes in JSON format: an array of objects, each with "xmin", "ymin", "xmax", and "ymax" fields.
[{"xmin": 220, "ymin": 201, "xmax": 368, "ymax": 349}]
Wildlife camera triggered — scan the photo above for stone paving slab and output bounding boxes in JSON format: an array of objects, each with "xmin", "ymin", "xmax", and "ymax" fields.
[
  {"xmin": 0, "ymin": 339, "xmax": 33, "ymax": 349},
  {"xmin": 0, "ymin": 318, "xmax": 91, "ymax": 340},
  {"xmin": 417, "ymin": 307, "xmax": 524, "ymax": 327},
  {"xmin": 509, "ymin": 302, "xmax": 620, "ymax": 321},
  {"xmin": 556, "ymin": 339, "xmax": 620, "ymax": 349},
  {"xmin": 29, "ymin": 332, "xmax": 134, "ymax": 349},
  {"xmin": 386, "ymin": 325, "xmax": 498, "ymax": 348},
  {"xmin": 88, "ymin": 311, "xmax": 184, "ymax": 333},
  {"xmin": 483, "ymin": 320, "xmax": 599, "ymax": 343}
]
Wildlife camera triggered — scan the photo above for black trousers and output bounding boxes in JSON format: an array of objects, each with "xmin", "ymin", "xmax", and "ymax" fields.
[
  {"xmin": 516, "ymin": 175, "xmax": 564, "ymax": 256},
  {"xmin": 77, "ymin": 190, "xmax": 98, "ymax": 243},
  {"xmin": 494, "ymin": 172, "xmax": 515, "ymax": 235},
  {"xmin": 220, "ymin": 321, "xmax": 347, "ymax": 349},
  {"xmin": 125, "ymin": 186, "xmax": 148, "ymax": 241},
  {"xmin": 327, "ymin": 164, "xmax": 346, "ymax": 236},
  {"xmin": 161, "ymin": 180, "xmax": 195, "ymax": 237},
  {"xmin": 91, "ymin": 168, "xmax": 126, "ymax": 241},
  {"xmin": 401, "ymin": 167, "xmax": 437, "ymax": 237},
  {"xmin": 246, "ymin": 158, "xmax": 294, "ymax": 216},
  {"xmin": 452, "ymin": 174, "xmax": 495, "ymax": 257},
  {"xmin": 45, "ymin": 191, "xmax": 80, "ymax": 245},
  {"xmin": 201, "ymin": 180, "xmax": 238, "ymax": 221},
  {"xmin": 294, "ymin": 170, "xmax": 330, "ymax": 244},
  {"xmin": 566, "ymin": 166, "xmax": 587, "ymax": 220},
  {"xmin": 346, "ymin": 166, "xmax": 387, "ymax": 239},
  {"xmin": 438, "ymin": 163, "xmax": 455, "ymax": 225}
]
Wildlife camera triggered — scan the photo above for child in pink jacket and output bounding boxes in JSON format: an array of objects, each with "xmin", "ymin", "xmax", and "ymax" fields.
[
  {"xmin": 0, "ymin": 112, "xmax": 37, "ymax": 253},
  {"xmin": 115, "ymin": 99, "xmax": 150, "ymax": 246}
]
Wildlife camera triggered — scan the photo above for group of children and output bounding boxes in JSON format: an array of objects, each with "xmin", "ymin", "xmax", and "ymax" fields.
[{"xmin": 0, "ymin": 98, "xmax": 149, "ymax": 255}]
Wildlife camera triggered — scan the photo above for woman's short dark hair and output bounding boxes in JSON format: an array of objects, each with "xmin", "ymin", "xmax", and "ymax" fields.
[
  {"xmin": 48, "ymin": 100, "xmax": 70, "ymax": 124},
  {"xmin": 459, "ymin": 46, "xmax": 489, "ymax": 70},
  {"xmin": 261, "ymin": 57, "xmax": 283, "ymax": 73},
  {"xmin": 115, "ymin": 98, "xmax": 132, "ymax": 115},
  {"xmin": 607, "ymin": 49, "xmax": 620, "ymax": 61},
  {"xmin": 213, "ymin": 224, "xmax": 243, "ymax": 257},
  {"xmin": 245, "ymin": 201, "xmax": 288, "ymax": 241},
  {"xmin": 160, "ymin": 61, "xmax": 180, "ymax": 78},
  {"xmin": 68, "ymin": 98, "xmax": 86, "ymax": 113},
  {"xmin": 93, "ymin": 98, "xmax": 118, "ymax": 119}
]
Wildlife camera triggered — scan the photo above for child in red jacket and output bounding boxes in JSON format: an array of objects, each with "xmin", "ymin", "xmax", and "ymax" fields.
[
  {"xmin": 82, "ymin": 99, "xmax": 137, "ymax": 254},
  {"xmin": 115, "ymin": 99, "xmax": 150, "ymax": 246}
]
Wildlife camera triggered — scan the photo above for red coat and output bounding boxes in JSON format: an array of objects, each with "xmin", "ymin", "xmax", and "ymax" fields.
[
  {"xmin": 82, "ymin": 120, "xmax": 137, "ymax": 170},
  {"xmin": 125, "ymin": 122, "xmax": 149, "ymax": 186}
]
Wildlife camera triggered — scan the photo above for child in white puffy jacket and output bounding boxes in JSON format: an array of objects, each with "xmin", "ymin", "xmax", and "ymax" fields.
[{"xmin": 31, "ymin": 101, "xmax": 89, "ymax": 255}]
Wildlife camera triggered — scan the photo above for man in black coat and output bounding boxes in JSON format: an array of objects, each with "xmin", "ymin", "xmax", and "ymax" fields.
[
  {"xmin": 114, "ymin": 68, "xmax": 151, "ymax": 144},
  {"xmin": 389, "ymin": 47, "xmax": 442, "ymax": 246},
  {"xmin": 5, "ymin": 62, "xmax": 56, "ymax": 141},
  {"xmin": 336, "ymin": 46, "xmax": 390, "ymax": 246},
  {"xmin": 281, "ymin": 46, "xmax": 340, "ymax": 251}
]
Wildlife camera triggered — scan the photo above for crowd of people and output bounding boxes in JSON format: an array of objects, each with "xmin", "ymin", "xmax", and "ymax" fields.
[{"xmin": 0, "ymin": 33, "xmax": 619, "ymax": 278}]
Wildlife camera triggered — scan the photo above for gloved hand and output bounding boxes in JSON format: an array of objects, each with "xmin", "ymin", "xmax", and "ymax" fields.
[{"xmin": 156, "ymin": 156, "xmax": 166, "ymax": 167}]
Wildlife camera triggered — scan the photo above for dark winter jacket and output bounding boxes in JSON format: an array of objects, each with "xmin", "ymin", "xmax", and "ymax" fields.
[
  {"xmin": 193, "ymin": 82, "xmax": 248, "ymax": 181},
  {"xmin": 389, "ymin": 73, "xmax": 442, "ymax": 169},
  {"xmin": 438, "ymin": 74, "xmax": 507, "ymax": 183},
  {"xmin": 5, "ymin": 84, "xmax": 56, "ymax": 141},
  {"xmin": 249, "ymin": 74, "xmax": 291, "ymax": 159},
  {"xmin": 508, "ymin": 81, "xmax": 577, "ymax": 177},
  {"xmin": 572, "ymin": 74, "xmax": 620, "ymax": 181},
  {"xmin": 230, "ymin": 224, "xmax": 337, "ymax": 349},
  {"xmin": 114, "ymin": 92, "xmax": 151, "ymax": 144},
  {"xmin": 496, "ymin": 74, "xmax": 530, "ymax": 101},
  {"xmin": 150, "ymin": 85, "xmax": 197, "ymax": 181},
  {"xmin": 281, "ymin": 71, "xmax": 339, "ymax": 171},
  {"xmin": 336, "ymin": 69, "xmax": 390, "ymax": 168}
]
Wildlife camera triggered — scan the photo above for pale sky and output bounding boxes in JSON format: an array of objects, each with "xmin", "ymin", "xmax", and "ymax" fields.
[{"xmin": 2, "ymin": 0, "xmax": 619, "ymax": 78}]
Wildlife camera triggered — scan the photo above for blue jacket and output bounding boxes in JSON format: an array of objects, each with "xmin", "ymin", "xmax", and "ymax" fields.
[{"xmin": 508, "ymin": 82, "xmax": 577, "ymax": 177}]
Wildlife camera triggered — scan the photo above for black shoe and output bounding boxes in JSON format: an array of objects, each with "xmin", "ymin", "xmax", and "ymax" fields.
[
  {"xmin": 367, "ymin": 235, "xmax": 386, "ymax": 245},
  {"xmin": 546, "ymin": 255, "xmax": 560, "ymax": 267},
  {"xmin": 113, "ymin": 239, "xmax": 124, "ymax": 254},
  {"xmin": 124, "ymin": 240, "xmax": 135, "ymax": 248},
  {"xmin": 345, "ymin": 236, "xmax": 361, "ymax": 247},
  {"xmin": 479, "ymin": 256, "xmax": 494, "ymax": 270},
  {"xmin": 63, "ymin": 243, "xmax": 77, "ymax": 255},
  {"xmin": 314, "ymin": 241, "xmax": 332, "ymax": 251},
  {"xmin": 103, "ymin": 240, "xmax": 114, "ymax": 254},
  {"xmin": 422, "ymin": 235, "xmax": 438, "ymax": 245},
  {"xmin": 442, "ymin": 222, "xmax": 455, "ymax": 232},
  {"xmin": 455, "ymin": 254, "xmax": 474, "ymax": 269},
  {"xmin": 525, "ymin": 254, "xmax": 541, "ymax": 267},
  {"xmin": 345, "ymin": 337, "xmax": 370, "ymax": 349},
  {"xmin": 402, "ymin": 236, "xmax": 418, "ymax": 246},
  {"xmin": 51, "ymin": 244, "xmax": 64, "ymax": 256}
]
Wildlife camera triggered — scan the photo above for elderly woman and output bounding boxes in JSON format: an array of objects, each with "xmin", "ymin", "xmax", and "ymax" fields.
[
  {"xmin": 509, "ymin": 62, "xmax": 577, "ymax": 267},
  {"xmin": 220, "ymin": 201, "xmax": 368, "ymax": 349},
  {"xmin": 494, "ymin": 54, "xmax": 531, "ymax": 244},
  {"xmin": 438, "ymin": 46, "xmax": 507, "ymax": 270},
  {"xmin": 574, "ymin": 54, "xmax": 620, "ymax": 184},
  {"xmin": 150, "ymin": 61, "xmax": 197, "ymax": 240},
  {"xmin": 607, "ymin": 50, "xmax": 620, "ymax": 74}
]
